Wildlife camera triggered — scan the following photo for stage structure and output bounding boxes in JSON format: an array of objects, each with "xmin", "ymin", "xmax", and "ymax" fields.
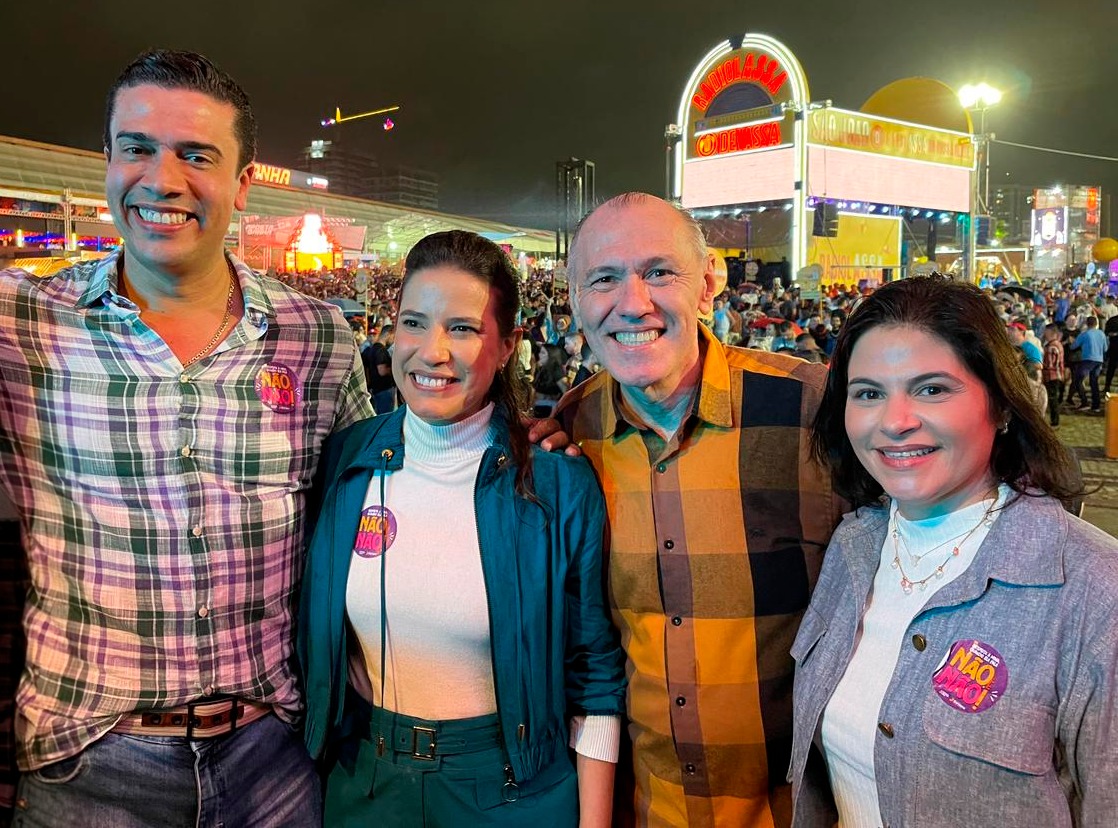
[{"xmin": 666, "ymin": 33, "xmax": 978, "ymax": 289}]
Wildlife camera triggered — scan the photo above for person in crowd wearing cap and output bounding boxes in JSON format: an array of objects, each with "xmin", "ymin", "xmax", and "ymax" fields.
[
  {"xmin": 1007, "ymin": 321, "xmax": 1043, "ymax": 365},
  {"xmin": 793, "ymin": 276, "xmax": 1116, "ymax": 827}
]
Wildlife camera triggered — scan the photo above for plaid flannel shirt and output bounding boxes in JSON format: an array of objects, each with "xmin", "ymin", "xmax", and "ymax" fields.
[
  {"xmin": 0, "ymin": 251, "xmax": 372, "ymax": 770},
  {"xmin": 0, "ymin": 502, "xmax": 25, "ymax": 811},
  {"xmin": 557, "ymin": 326, "xmax": 843, "ymax": 827}
]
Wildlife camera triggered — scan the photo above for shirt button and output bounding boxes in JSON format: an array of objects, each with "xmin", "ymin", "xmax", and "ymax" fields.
[
  {"xmin": 684, "ymin": 763, "xmax": 696, "ymax": 774},
  {"xmin": 179, "ymin": 373, "xmax": 191, "ymax": 383},
  {"xmin": 203, "ymin": 685, "xmax": 214, "ymax": 696},
  {"xmin": 192, "ymin": 526, "xmax": 203, "ymax": 537},
  {"xmin": 664, "ymin": 539, "xmax": 675, "ymax": 550},
  {"xmin": 198, "ymin": 606, "xmax": 209, "ymax": 618},
  {"xmin": 671, "ymin": 616, "xmax": 682, "ymax": 626},
  {"xmin": 675, "ymin": 696, "xmax": 687, "ymax": 707},
  {"xmin": 656, "ymin": 462, "xmax": 668, "ymax": 474},
  {"xmin": 180, "ymin": 446, "xmax": 193, "ymax": 458},
  {"xmin": 878, "ymin": 722, "xmax": 895, "ymax": 738},
  {"xmin": 912, "ymin": 634, "xmax": 927, "ymax": 651}
]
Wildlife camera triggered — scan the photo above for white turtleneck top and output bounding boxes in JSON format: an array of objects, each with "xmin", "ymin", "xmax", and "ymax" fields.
[
  {"xmin": 346, "ymin": 403, "xmax": 618, "ymax": 760},
  {"xmin": 820, "ymin": 485, "xmax": 1010, "ymax": 828}
]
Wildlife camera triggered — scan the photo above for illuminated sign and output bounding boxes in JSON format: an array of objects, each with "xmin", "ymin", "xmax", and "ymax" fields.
[
  {"xmin": 682, "ymin": 38, "xmax": 807, "ymax": 164},
  {"xmin": 806, "ymin": 212, "xmax": 902, "ymax": 284},
  {"xmin": 691, "ymin": 52, "xmax": 789, "ymax": 112},
  {"xmin": 252, "ymin": 162, "xmax": 329, "ymax": 192},
  {"xmin": 808, "ymin": 109, "xmax": 974, "ymax": 168},
  {"xmin": 254, "ymin": 163, "xmax": 291, "ymax": 186},
  {"xmin": 695, "ymin": 119, "xmax": 784, "ymax": 158},
  {"xmin": 695, "ymin": 103, "xmax": 783, "ymax": 135},
  {"xmin": 1032, "ymin": 207, "xmax": 1067, "ymax": 248}
]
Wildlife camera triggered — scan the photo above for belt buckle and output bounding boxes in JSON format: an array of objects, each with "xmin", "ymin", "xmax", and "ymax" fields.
[
  {"xmin": 184, "ymin": 698, "xmax": 205, "ymax": 740},
  {"xmin": 410, "ymin": 725, "xmax": 437, "ymax": 760},
  {"xmin": 184, "ymin": 696, "xmax": 238, "ymax": 739}
]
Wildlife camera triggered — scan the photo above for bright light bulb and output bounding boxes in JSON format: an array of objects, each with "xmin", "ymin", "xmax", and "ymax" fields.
[{"xmin": 959, "ymin": 82, "xmax": 1002, "ymax": 108}]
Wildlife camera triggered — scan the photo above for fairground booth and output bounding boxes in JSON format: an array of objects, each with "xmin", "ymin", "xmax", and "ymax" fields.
[{"xmin": 667, "ymin": 33, "xmax": 978, "ymax": 293}]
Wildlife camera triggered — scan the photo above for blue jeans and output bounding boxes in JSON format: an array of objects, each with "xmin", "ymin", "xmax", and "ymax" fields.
[
  {"xmin": 13, "ymin": 714, "xmax": 321, "ymax": 828},
  {"xmin": 1072, "ymin": 360, "xmax": 1103, "ymax": 410}
]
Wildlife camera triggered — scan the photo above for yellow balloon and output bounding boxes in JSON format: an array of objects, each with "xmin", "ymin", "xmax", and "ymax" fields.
[{"xmin": 1093, "ymin": 238, "xmax": 1118, "ymax": 264}]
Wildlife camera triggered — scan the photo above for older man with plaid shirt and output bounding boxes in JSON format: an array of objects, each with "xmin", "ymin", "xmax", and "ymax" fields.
[{"xmin": 557, "ymin": 193, "xmax": 844, "ymax": 827}]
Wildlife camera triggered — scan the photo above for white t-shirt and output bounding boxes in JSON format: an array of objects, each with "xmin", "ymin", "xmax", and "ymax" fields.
[{"xmin": 821, "ymin": 486, "xmax": 1008, "ymax": 827}]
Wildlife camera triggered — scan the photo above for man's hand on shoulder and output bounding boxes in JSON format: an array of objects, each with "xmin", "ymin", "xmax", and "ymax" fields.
[{"xmin": 524, "ymin": 416, "xmax": 581, "ymax": 457}]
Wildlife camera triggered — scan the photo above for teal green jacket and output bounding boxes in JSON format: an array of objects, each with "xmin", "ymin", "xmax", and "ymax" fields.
[{"xmin": 298, "ymin": 406, "xmax": 625, "ymax": 784}]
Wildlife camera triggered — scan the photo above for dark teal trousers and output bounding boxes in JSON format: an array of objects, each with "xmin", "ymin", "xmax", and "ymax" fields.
[{"xmin": 324, "ymin": 708, "xmax": 578, "ymax": 827}]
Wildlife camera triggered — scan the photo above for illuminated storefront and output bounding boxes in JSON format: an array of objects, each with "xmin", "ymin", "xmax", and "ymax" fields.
[
  {"xmin": 668, "ymin": 34, "xmax": 977, "ymax": 288},
  {"xmin": 0, "ymin": 135, "xmax": 554, "ymax": 272}
]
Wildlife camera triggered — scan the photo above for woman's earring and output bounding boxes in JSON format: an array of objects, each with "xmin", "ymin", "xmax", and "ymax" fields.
[{"xmin": 998, "ymin": 420, "xmax": 1010, "ymax": 435}]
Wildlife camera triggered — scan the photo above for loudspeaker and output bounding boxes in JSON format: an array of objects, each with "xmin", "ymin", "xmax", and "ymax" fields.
[{"xmin": 812, "ymin": 203, "xmax": 839, "ymax": 237}]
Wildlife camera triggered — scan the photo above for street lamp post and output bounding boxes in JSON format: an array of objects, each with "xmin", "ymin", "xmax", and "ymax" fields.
[{"xmin": 959, "ymin": 83, "xmax": 1002, "ymax": 283}]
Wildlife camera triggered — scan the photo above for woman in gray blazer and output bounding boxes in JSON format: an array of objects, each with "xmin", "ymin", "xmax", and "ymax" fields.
[{"xmin": 791, "ymin": 276, "xmax": 1117, "ymax": 827}]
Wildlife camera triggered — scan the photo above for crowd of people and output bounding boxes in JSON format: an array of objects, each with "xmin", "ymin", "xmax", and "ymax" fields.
[{"xmin": 1, "ymin": 47, "xmax": 1116, "ymax": 828}]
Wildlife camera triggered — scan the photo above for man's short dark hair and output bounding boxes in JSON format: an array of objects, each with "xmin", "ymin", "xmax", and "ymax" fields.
[{"xmin": 104, "ymin": 49, "xmax": 257, "ymax": 171}]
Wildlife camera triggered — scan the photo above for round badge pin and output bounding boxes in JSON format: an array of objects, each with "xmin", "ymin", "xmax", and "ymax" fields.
[
  {"xmin": 254, "ymin": 363, "xmax": 303, "ymax": 413},
  {"xmin": 353, "ymin": 505, "xmax": 397, "ymax": 558},
  {"xmin": 931, "ymin": 638, "xmax": 1008, "ymax": 714}
]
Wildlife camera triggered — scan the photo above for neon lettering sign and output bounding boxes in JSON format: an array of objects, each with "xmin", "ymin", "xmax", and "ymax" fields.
[
  {"xmin": 253, "ymin": 163, "xmax": 292, "ymax": 186},
  {"xmin": 691, "ymin": 53, "xmax": 788, "ymax": 112},
  {"xmin": 695, "ymin": 121, "xmax": 782, "ymax": 157}
]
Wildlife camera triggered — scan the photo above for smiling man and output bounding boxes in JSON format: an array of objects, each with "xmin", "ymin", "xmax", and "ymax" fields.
[
  {"xmin": 0, "ymin": 51, "xmax": 372, "ymax": 827},
  {"xmin": 556, "ymin": 193, "xmax": 843, "ymax": 827}
]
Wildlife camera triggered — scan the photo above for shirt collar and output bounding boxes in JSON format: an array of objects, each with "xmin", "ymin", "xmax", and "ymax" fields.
[
  {"xmin": 605, "ymin": 323, "xmax": 735, "ymax": 436},
  {"xmin": 228, "ymin": 252, "xmax": 275, "ymax": 321},
  {"xmin": 76, "ymin": 249, "xmax": 124, "ymax": 309}
]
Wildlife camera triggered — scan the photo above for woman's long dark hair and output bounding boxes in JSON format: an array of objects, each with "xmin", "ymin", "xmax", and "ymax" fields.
[
  {"xmin": 400, "ymin": 230, "xmax": 534, "ymax": 497},
  {"xmin": 532, "ymin": 344, "xmax": 567, "ymax": 397},
  {"xmin": 810, "ymin": 276, "xmax": 1083, "ymax": 509}
]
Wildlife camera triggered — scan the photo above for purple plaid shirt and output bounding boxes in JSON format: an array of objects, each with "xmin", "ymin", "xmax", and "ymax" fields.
[{"xmin": 0, "ymin": 251, "xmax": 372, "ymax": 770}]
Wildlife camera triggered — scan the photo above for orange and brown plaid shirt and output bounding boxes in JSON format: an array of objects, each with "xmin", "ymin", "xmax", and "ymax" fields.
[{"xmin": 557, "ymin": 327, "xmax": 843, "ymax": 827}]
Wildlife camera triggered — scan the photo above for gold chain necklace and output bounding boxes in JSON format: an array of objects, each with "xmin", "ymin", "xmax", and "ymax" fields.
[
  {"xmin": 901, "ymin": 525, "xmax": 975, "ymax": 566},
  {"xmin": 890, "ymin": 499, "xmax": 997, "ymax": 595},
  {"xmin": 182, "ymin": 267, "xmax": 238, "ymax": 368}
]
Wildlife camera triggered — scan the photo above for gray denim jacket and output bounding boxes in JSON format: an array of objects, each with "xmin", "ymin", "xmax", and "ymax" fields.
[{"xmin": 789, "ymin": 493, "xmax": 1118, "ymax": 828}]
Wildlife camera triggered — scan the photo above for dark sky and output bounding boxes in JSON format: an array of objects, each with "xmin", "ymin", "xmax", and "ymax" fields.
[{"xmin": 4, "ymin": 0, "xmax": 1116, "ymax": 229}]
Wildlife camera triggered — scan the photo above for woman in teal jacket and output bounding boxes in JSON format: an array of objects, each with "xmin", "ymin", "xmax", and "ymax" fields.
[{"xmin": 299, "ymin": 230, "xmax": 625, "ymax": 827}]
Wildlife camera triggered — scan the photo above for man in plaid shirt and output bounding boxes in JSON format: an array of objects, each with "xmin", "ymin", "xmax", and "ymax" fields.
[
  {"xmin": 0, "ymin": 50, "xmax": 372, "ymax": 827},
  {"xmin": 557, "ymin": 194, "xmax": 844, "ymax": 827}
]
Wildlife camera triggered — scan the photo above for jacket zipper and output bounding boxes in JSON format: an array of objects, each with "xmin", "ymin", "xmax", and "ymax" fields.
[{"xmin": 474, "ymin": 447, "xmax": 523, "ymax": 793}]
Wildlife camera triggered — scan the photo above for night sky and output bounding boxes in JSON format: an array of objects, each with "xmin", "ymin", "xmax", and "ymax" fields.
[{"xmin": 4, "ymin": 0, "xmax": 1116, "ymax": 229}]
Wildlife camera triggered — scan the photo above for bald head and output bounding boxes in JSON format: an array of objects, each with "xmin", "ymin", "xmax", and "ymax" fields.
[
  {"xmin": 567, "ymin": 193, "xmax": 707, "ymax": 285},
  {"xmin": 564, "ymin": 191, "xmax": 717, "ymax": 404}
]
